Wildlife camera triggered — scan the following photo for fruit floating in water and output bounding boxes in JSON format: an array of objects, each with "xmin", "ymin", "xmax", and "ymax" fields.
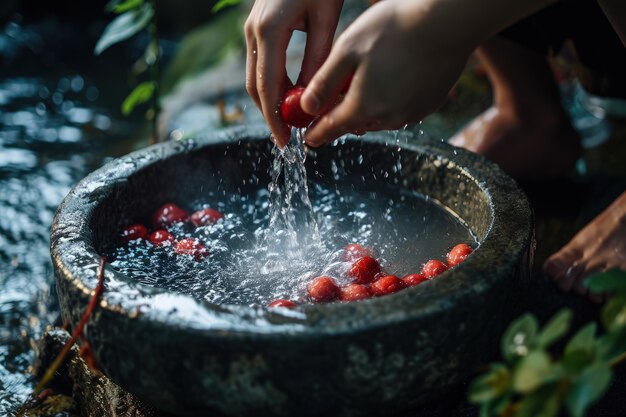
[
  {"xmin": 120, "ymin": 224, "xmax": 148, "ymax": 242},
  {"xmin": 268, "ymin": 299, "xmax": 297, "ymax": 308},
  {"xmin": 371, "ymin": 275, "xmax": 406, "ymax": 296},
  {"xmin": 149, "ymin": 230, "xmax": 175, "ymax": 246},
  {"xmin": 175, "ymin": 238, "xmax": 209, "ymax": 261},
  {"xmin": 422, "ymin": 259, "xmax": 448, "ymax": 278},
  {"xmin": 307, "ymin": 276, "xmax": 340, "ymax": 303},
  {"xmin": 190, "ymin": 208, "xmax": 224, "ymax": 227},
  {"xmin": 339, "ymin": 284, "xmax": 372, "ymax": 302},
  {"xmin": 402, "ymin": 273, "xmax": 428, "ymax": 287},
  {"xmin": 342, "ymin": 243, "xmax": 373, "ymax": 262},
  {"xmin": 447, "ymin": 243, "xmax": 473, "ymax": 267},
  {"xmin": 348, "ymin": 256, "xmax": 382, "ymax": 284},
  {"xmin": 152, "ymin": 203, "xmax": 189, "ymax": 228}
]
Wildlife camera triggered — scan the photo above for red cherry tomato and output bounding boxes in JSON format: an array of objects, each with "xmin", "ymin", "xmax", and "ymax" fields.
[
  {"xmin": 149, "ymin": 229, "xmax": 175, "ymax": 246},
  {"xmin": 402, "ymin": 273, "xmax": 428, "ymax": 287},
  {"xmin": 120, "ymin": 224, "xmax": 148, "ymax": 242},
  {"xmin": 371, "ymin": 275, "xmax": 407, "ymax": 296},
  {"xmin": 152, "ymin": 203, "xmax": 189, "ymax": 228},
  {"xmin": 421, "ymin": 260, "xmax": 448, "ymax": 278},
  {"xmin": 175, "ymin": 238, "xmax": 208, "ymax": 260},
  {"xmin": 190, "ymin": 208, "xmax": 224, "ymax": 227},
  {"xmin": 447, "ymin": 243, "xmax": 474, "ymax": 267},
  {"xmin": 339, "ymin": 284, "xmax": 372, "ymax": 302},
  {"xmin": 307, "ymin": 276, "xmax": 339, "ymax": 302},
  {"xmin": 280, "ymin": 86, "xmax": 316, "ymax": 128},
  {"xmin": 342, "ymin": 243, "xmax": 373, "ymax": 262},
  {"xmin": 268, "ymin": 299, "xmax": 297, "ymax": 308},
  {"xmin": 348, "ymin": 256, "xmax": 382, "ymax": 284}
]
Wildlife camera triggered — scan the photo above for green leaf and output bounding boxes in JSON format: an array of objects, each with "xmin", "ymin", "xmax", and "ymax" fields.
[
  {"xmin": 468, "ymin": 364, "xmax": 511, "ymax": 403},
  {"xmin": 112, "ymin": 0, "xmax": 144, "ymax": 14},
  {"xmin": 121, "ymin": 81, "xmax": 155, "ymax": 115},
  {"xmin": 501, "ymin": 313, "xmax": 539, "ymax": 362},
  {"xmin": 516, "ymin": 385, "xmax": 560, "ymax": 417},
  {"xmin": 561, "ymin": 349, "xmax": 594, "ymax": 374},
  {"xmin": 537, "ymin": 309, "xmax": 573, "ymax": 349},
  {"xmin": 565, "ymin": 364, "xmax": 612, "ymax": 417},
  {"xmin": 95, "ymin": 3, "xmax": 154, "ymax": 55},
  {"xmin": 585, "ymin": 269, "xmax": 626, "ymax": 293},
  {"xmin": 212, "ymin": 0, "xmax": 240, "ymax": 13},
  {"xmin": 597, "ymin": 330, "xmax": 626, "ymax": 361},
  {"xmin": 513, "ymin": 351, "xmax": 554, "ymax": 393},
  {"xmin": 565, "ymin": 323, "xmax": 597, "ymax": 356},
  {"xmin": 602, "ymin": 294, "xmax": 626, "ymax": 331}
]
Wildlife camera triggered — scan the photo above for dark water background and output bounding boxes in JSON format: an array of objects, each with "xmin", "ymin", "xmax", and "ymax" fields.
[{"xmin": 0, "ymin": 4, "xmax": 153, "ymax": 411}]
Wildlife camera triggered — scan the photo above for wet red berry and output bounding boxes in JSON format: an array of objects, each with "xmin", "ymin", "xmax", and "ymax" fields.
[
  {"xmin": 307, "ymin": 276, "xmax": 339, "ymax": 302},
  {"xmin": 175, "ymin": 238, "xmax": 208, "ymax": 260},
  {"xmin": 280, "ymin": 86, "xmax": 316, "ymax": 128},
  {"xmin": 190, "ymin": 208, "xmax": 224, "ymax": 227},
  {"xmin": 447, "ymin": 243, "xmax": 474, "ymax": 267},
  {"xmin": 403, "ymin": 273, "xmax": 428, "ymax": 287},
  {"xmin": 268, "ymin": 299, "xmax": 297, "ymax": 308},
  {"xmin": 339, "ymin": 284, "xmax": 372, "ymax": 302},
  {"xmin": 152, "ymin": 203, "xmax": 189, "ymax": 228},
  {"xmin": 120, "ymin": 224, "xmax": 148, "ymax": 242},
  {"xmin": 342, "ymin": 243, "xmax": 373, "ymax": 262},
  {"xmin": 421, "ymin": 259, "xmax": 448, "ymax": 278},
  {"xmin": 149, "ymin": 229, "xmax": 175, "ymax": 246},
  {"xmin": 348, "ymin": 256, "xmax": 382, "ymax": 284},
  {"xmin": 371, "ymin": 275, "xmax": 406, "ymax": 296}
]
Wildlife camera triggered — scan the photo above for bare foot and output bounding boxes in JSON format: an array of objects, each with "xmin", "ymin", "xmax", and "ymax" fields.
[
  {"xmin": 449, "ymin": 105, "xmax": 582, "ymax": 179},
  {"xmin": 543, "ymin": 191, "xmax": 626, "ymax": 302}
]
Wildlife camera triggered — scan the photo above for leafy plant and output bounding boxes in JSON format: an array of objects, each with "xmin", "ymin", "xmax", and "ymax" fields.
[
  {"xmin": 469, "ymin": 269, "xmax": 626, "ymax": 417},
  {"xmin": 95, "ymin": 0, "xmax": 242, "ymax": 138}
]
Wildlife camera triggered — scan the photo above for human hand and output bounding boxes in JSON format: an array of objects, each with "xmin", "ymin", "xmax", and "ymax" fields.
[
  {"xmin": 244, "ymin": 0, "xmax": 344, "ymax": 148},
  {"xmin": 300, "ymin": 0, "xmax": 474, "ymax": 147}
]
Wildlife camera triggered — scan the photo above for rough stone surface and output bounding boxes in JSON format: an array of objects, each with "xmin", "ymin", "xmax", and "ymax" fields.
[
  {"xmin": 51, "ymin": 126, "xmax": 534, "ymax": 416},
  {"xmin": 35, "ymin": 330, "xmax": 164, "ymax": 417}
]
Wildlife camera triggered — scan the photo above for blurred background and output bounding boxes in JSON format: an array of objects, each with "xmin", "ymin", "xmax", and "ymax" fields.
[{"xmin": 1, "ymin": 0, "xmax": 625, "ymax": 415}]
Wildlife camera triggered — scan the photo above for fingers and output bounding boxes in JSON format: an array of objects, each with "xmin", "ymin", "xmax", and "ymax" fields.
[
  {"xmin": 304, "ymin": 96, "xmax": 363, "ymax": 147},
  {"xmin": 301, "ymin": 41, "xmax": 356, "ymax": 116},
  {"xmin": 297, "ymin": 4, "xmax": 343, "ymax": 87},
  {"xmin": 256, "ymin": 29, "xmax": 292, "ymax": 148},
  {"xmin": 245, "ymin": 35, "xmax": 260, "ymax": 110}
]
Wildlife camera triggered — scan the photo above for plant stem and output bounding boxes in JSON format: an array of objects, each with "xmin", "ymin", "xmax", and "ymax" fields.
[
  {"xmin": 610, "ymin": 350, "xmax": 626, "ymax": 367},
  {"xmin": 32, "ymin": 256, "xmax": 107, "ymax": 396},
  {"xmin": 149, "ymin": 0, "xmax": 160, "ymax": 142}
]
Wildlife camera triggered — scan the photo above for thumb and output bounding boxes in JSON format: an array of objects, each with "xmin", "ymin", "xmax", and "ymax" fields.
[{"xmin": 301, "ymin": 47, "xmax": 355, "ymax": 116}]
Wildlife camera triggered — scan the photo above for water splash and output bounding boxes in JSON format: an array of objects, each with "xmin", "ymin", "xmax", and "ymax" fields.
[{"xmin": 265, "ymin": 128, "xmax": 320, "ymax": 256}]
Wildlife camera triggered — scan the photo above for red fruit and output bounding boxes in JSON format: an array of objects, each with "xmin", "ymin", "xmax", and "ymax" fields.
[
  {"xmin": 149, "ymin": 229, "xmax": 175, "ymax": 246},
  {"xmin": 339, "ymin": 284, "xmax": 372, "ymax": 302},
  {"xmin": 371, "ymin": 275, "xmax": 406, "ymax": 296},
  {"xmin": 348, "ymin": 256, "xmax": 382, "ymax": 284},
  {"xmin": 268, "ymin": 299, "xmax": 297, "ymax": 308},
  {"xmin": 421, "ymin": 259, "xmax": 448, "ymax": 278},
  {"xmin": 403, "ymin": 273, "xmax": 428, "ymax": 287},
  {"xmin": 152, "ymin": 203, "xmax": 189, "ymax": 228},
  {"xmin": 120, "ymin": 224, "xmax": 148, "ymax": 242},
  {"xmin": 175, "ymin": 238, "xmax": 208, "ymax": 260},
  {"xmin": 307, "ymin": 276, "xmax": 339, "ymax": 302},
  {"xmin": 447, "ymin": 243, "xmax": 474, "ymax": 267},
  {"xmin": 280, "ymin": 86, "xmax": 316, "ymax": 128},
  {"xmin": 342, "ymin": 243, "xmax": 373, "ymax": 262},
  {"xmin": 190, "ymin": 208, "xmax": 224, "ymax": 227}
]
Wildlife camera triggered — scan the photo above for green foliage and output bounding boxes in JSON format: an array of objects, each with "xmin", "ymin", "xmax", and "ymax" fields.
[
  {"xmin": 212, "ymin": 0, "xmax": 241, "ymax": 13},
  {"xmin": 106, "ymin": 0, "xmax": 145, "ymax": 14},
  {"xmin": 469, "ymin": 269, "xmax": 626, "ymax": 417},
  {"xmin": 121, "ymin": 81, "xmax": 156, "ymax": 115},
  {"xmin": 95, "ymin": 3, "xmax": 154, "ymax": 55}
]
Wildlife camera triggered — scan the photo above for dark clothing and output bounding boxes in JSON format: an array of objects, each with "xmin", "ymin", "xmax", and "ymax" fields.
[{"xmin": 500, "ymin": 0, "xmax": 626, "ymax": 98}]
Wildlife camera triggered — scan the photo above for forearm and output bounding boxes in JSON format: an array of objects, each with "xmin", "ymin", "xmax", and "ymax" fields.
[
  {"xmin": 398, "ymin": 0, "xmax": 559, "ymax": 53},
  {"xmin": 598, "ymin": 0, "xmax": 626, "ymax": 46}
]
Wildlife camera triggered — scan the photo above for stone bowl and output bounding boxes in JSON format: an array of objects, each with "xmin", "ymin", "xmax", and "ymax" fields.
[{"xmin": 51, "ymin": 126, "xmax": 533, "ymax": 416}]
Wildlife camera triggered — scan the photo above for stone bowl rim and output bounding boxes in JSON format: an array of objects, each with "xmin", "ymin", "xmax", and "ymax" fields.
[{"xmin": 51, "ymin": 125, "xmax": 533, "ymax": 338}]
